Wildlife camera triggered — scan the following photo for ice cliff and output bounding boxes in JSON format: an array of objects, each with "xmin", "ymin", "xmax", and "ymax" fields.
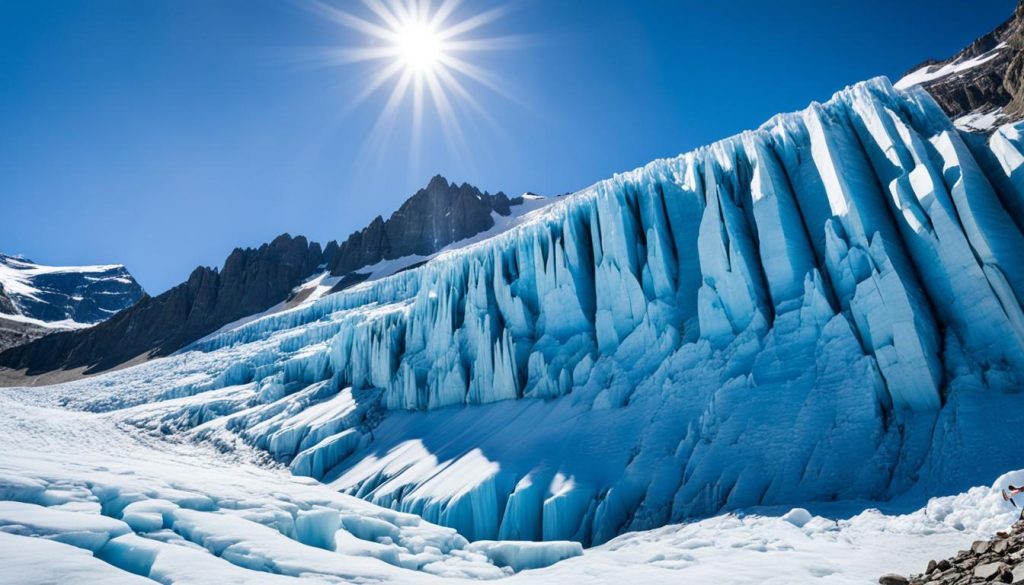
[{"xmin": 48, "ymin": 77, "xmax": 1024, "ymax": 547}]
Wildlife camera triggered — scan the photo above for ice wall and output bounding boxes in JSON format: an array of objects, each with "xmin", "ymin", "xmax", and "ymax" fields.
[{"xmin": 68, "ymin": 77, "xmax": 1024, "ymax": 547}]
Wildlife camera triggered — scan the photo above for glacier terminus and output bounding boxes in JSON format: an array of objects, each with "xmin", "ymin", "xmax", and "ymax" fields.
[{"xmin": 15, "ymin": 77, "xmax": 1024, "ymax": 552}]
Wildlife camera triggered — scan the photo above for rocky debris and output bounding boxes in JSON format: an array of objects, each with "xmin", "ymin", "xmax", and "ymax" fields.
[
  {"xmin": 903, "ymin": 1, "xmax": 1024, "ymax": 129},
  {"xmin": 328, "ymin": 174, "xmax": 514, "ymax": 276},
  {"xmin": 883, "ymin": 520, "xmax": 1024, "ymax": 585}
]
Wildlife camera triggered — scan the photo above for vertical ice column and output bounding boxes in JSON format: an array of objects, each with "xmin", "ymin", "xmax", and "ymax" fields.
[
  {"xmin": 988, "ymin": 123, "xmax": 1024, "ymax": 232},
  {"xmin": 744, "ymin": 133, "xmax": 818, "ymax": 313},
  {"xmin": 930, "ymin": 130, "xmax": 1024, "ymax": 314},
  {"xmin": 696, "ymin": 141, "xmax": 771, "ymax": 345},
  {"xmin": 590, "ymin": 181, "xmax": 649, "ymax": 353},
  {"xmin": 806, "ymin": 99, "xmax": 941, "ymax": 411},
  {"xmin": 656, "ymin": 154, "xmax": 706, "ymax": 339},
  {"xmin": 845, "ymin": 83, "xmax": 1024, "ymax": 372}
]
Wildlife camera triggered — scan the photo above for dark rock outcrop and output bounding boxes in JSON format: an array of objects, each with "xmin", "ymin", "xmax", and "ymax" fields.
[
  {"xmin": 0, "ymin": 234, "xmax": 323, "ymax": 375},
  {"xmin": 0, "ymin": 283, "xmax": 17, "ymax": 316},
  {"xmin": 0, "ymin": 317, "xmax": 49, "ymax": 355},
  {"xmin": 329, "ymin": 175, "xmax": 513, "ymax": 275},
  {"xmin": 904, "ymin": 1, "xmax": 1024, "ymax": 126}
]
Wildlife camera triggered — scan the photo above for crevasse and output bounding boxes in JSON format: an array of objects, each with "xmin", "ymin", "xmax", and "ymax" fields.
[{"xmin": 63, "ymin": 77, "xmax": 1024, "ymax": 547}]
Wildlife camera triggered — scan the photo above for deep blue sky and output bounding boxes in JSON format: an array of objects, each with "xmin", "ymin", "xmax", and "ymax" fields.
[{"xmin": 1, "ymin": 0, "xmax": 1015, "ymax": 293}]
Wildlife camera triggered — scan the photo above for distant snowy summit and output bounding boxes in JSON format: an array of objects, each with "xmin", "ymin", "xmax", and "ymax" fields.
[
  {"xmin": 0, "ymin": 253, "xmax": 143, "ymax": 352},
  {"xmin": 896, "ymin": 2, "xmax": 1024, "ymax": 132}
]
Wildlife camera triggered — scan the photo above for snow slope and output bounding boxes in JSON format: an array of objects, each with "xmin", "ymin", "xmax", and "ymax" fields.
[
  {"xmin": 895, "ymin": 42, "xmax": 1008, "ymax": 90},
  {"xmin": 2, "ymin": 381, "xmax": 1023, "ymax": 584},
  {"xmin": 8, "ymin": 77, "xmax": 1024, "ymax": 552}
]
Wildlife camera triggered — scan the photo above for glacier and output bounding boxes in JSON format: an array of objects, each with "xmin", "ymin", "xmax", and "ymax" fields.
[{"xmin": 18, "ymin": 77, "xmax": 1024, "ymax": 550}]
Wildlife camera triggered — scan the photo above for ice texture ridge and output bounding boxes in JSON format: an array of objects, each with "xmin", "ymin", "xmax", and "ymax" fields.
[{"xmin": 52, "ymin": 77, "xmax": 1024, "ymax": 547}]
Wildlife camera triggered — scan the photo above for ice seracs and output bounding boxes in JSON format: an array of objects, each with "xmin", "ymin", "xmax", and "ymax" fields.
[{"xmin": 10, "ymin": 76, "xmax": 1024, "ymax": 550}]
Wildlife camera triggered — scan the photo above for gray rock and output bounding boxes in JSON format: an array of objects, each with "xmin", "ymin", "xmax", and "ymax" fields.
[
  {"xmin": 975, "ymin": 562, "xmax": 1004, "ymax": 581},
  {"xmin": 974, "ymin": 540, "xmax": 993, "ymax": 555},
  {"xmin": 328, "ymin": 175, "xmax": 517, "ymax": 276},
  {"xmin": 879, "ymin": 574, "xmax": 909, "ymax": 585}
]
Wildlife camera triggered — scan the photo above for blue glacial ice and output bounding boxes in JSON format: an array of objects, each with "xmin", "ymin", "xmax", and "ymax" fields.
[{"xmin": 45, "ymin": 77, "xmax": 1024, "ymax": 547}]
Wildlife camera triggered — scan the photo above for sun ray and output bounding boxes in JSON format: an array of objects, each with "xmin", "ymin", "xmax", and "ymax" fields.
[
  {"xmin": 359, "ymin": 0, "xmax": 405, "ymax": 33},
  {"xmin": 345, "ymin": 58, "xmax": 406, "ymax": 112},
  {"xmin": 428, "ymin": 0, "xmax": 461, "ymax": 30},
  {"xmin": 435, "ymin": 5, "xmax": 508, "ymax": 41},
  {"xmin": 306, "ymin": 0, "xmax": 397, "ymax": 43},
  {"xmin": 309, "ymin": 0, "xmax": 524, "ymax": 167},
  {"xmin": 424, "ymin": 68, "xmax": 470, "ymax": 163}
]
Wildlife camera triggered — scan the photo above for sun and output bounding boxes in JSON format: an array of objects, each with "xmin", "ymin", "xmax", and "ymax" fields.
[
  {"xmin": 395, "ymin": 20, "xmax": 444, "ymax": 74},
  {"xmin": 305, "ymin": 0, "xmax": 520, "ymax": 169}
]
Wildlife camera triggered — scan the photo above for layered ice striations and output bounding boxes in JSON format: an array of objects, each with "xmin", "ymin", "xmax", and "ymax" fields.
[{"xmin": 62, "ymin": 77, "xmax": 1024, "ymax": 547}]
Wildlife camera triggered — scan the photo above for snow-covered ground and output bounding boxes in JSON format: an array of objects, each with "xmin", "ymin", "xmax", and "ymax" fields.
[
  {"xmin": 955, "ymin": 108, "xmax": 1007, "ymax": 132},
  {"xmin": 1, "ymin": 381, "xmax": 1020, "ymax": 584}
]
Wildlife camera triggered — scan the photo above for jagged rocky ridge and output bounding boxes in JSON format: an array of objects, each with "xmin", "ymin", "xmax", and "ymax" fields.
[
  {"xmin": 899, "ymin": 1, "xmax": 1024, "ymax": 130},
  {"xmin": 327, "ymin": 175, "xmax": 517, "ymax": 277},
  {"xmin": 43, "ymin": 78, "xmax": 1024, "ymax": 547},
  {"xmin": 0, "ymin": 177, "xmax": 517, "ymax": 376}
]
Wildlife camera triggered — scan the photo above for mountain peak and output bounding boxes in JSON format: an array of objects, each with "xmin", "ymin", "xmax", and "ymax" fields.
[
  {"xmin": 425, "ymin": 174, "xmax": 451, "ymax": 191},
  {"xmin": 327, "ymin": 176, "xmax": 516, "ymax": 276}
]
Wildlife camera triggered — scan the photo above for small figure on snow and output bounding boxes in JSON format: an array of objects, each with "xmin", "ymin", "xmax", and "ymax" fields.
[{"xmin": 1002, "ymin": 484, "xmax": 1024, "ymax": 520}]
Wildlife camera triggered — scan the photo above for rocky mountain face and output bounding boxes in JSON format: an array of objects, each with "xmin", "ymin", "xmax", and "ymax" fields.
[
  {"xmin": 328, "ymin": 175, "xmax": 515, "ymax": 276},
  {"xmin": 900, "ymin": 1, "xmax": 1024, "ymax": 129},
  {"xmin": 0, "ymin": 176, "xmax": 515, "ymax": 376},
  {"xmin": 0, "ymin": 235, "xmax": 324, "ymax": 375}
]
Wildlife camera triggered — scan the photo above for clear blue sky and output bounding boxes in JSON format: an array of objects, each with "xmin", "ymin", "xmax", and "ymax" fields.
[{"xmin": 0, "ymin": 0, "xmax": 1015, "ymax": 294}]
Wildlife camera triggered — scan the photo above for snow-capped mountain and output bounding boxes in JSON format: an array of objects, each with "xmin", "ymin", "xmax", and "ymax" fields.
[
  {"xmin": 0, "ymin": 254, "xmax": 142, "ymax": 325},
  {"xmin": 896, "ymin": 2, "xmax": 1024, "ymax": 132},
  {"xmin": 15, "ymin": 76, "xmax": 1024, "ymax": 552},
  {"xmin": 0, "ymin": 254, "xmax": 143, "ymax": 353}
]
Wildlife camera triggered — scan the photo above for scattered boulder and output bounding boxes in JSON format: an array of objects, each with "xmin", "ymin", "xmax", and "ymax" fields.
[{"xmin": 975, "ymin": 562, "xmax": 1004, "ymax": 580}]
